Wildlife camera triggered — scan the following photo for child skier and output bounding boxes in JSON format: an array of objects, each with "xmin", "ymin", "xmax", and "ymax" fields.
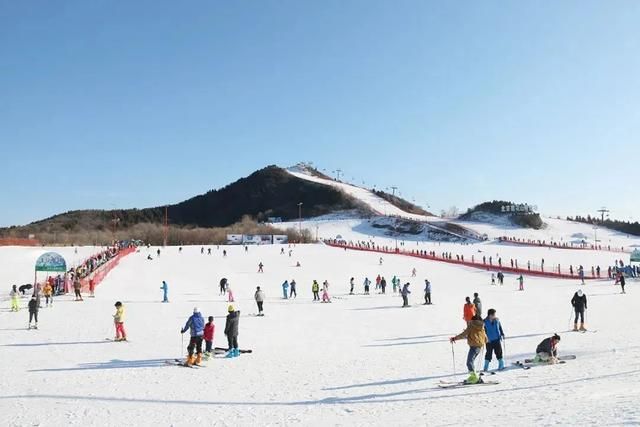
[
  {"xmin": 160, "ymin": 280, "xmax": 169, "ymax": 303},
  {"xmin": 219, "ymin": 278, "xmax": 227, "ymax": 296},
  {"xmin": 28, "ymin": 296, "xmax": 39, "ymax": 329},
  {"xmin": 321, "ymin": 280, "xmax": 331, "ymax": 303},
  {"xmin": 392, "ymin": 276, "xmax": 398, "ymax": 293},
  {"xmin": 450, "ymin": 314, "xmax": 488, "ymax": 384},
  {"xmin": 180, "ymin": 307, "xmax": 205, "ymax": 366},
  {"xmin": 224, "ymin": 305, "xmax": 240, "ymax": 358},
  {"xmin": 73, "ymin": 278, "xmax": 83, "ymax": 301},
  {"xmin": 113, "ymin": 301, "xmax": 126, "ymax": 341},
  {"xmin": 491, "ymin": 274, "xmax": 496, "ymax": 286},
  {"xmin": 423, "ymin": 280, "xmax": 432, "ymax": 305},
  {"xmin": 483, "ymin": 309, "xmax": 505, "ymax": 371},
  {"xmin": 349, "ymin": 277, "xmax": 355, "ymax": 295},
  {"xmin": 43, "ymin": 282, "xmax": 53, "ymax": 307},
  {"xmin": 401, "ymin": 283, "xmax": 411, "ymax": 307},
  {"xmin": 203, "ymin": 316, "xmax": 215, "ymax": 360},
  {"xmin": 463, "ymin": 297, "xmax": 476, "ymax": 326},
  {"xmin": 10, "ymin": 285, "xmax": 19, "ymax": 312},
  {"xmin": 227, "ymin": 285, "xmax": 235, "ymax": 303},
  {"xmin": 254, "ymin": 286, "xmax": 265, "ymax": 316}
]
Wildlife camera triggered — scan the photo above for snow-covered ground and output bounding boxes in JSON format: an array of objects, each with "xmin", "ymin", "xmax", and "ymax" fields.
[{"xmin": 1, "ymin": 239, "xmax": 639, "ymax": 426}]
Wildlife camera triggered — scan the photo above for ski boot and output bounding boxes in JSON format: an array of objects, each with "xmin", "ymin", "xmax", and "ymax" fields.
[
  {"xmin": 33, "ymin": 323, "xmax": 38, "ymax": 329},
  {"xmin": 464, "ymin": 371, "xmax": 481, "ymax": 385},
  {"xmin": 573, "ymin": 323, "xmax": 579, "ymax": 332},
  {"xmin": 225, "ymin": 349, "xmax": 235, "ymax": 358},
  {"xmin": 483, "ymin": 360, "xmax": 490, "ymax": 372},
  {"xmin": 579, "ymin": 323, "xmax": 587, "ymax": 332},
  {"xmin": 233, "ymin": 348, "xmax": 240, "ymax": 358},
  {"xmin": 203, "ymin": 352, "xmax": 211, "ymax": 361},
  {"xmin": 498, "ymin": 359, "xmax": 505, "ymax": 371},
  {"xmin": 184, "ymin": 355, "xmax": 196, "ymax": 367},
  {"xmin": 195, "ymin": 353, "xmax": 203, "ymax": 366}
]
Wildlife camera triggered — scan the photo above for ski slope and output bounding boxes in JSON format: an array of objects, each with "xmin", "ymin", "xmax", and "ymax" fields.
[{"xmin": 1, "ymin": 242, "xmax": 639, "ymax": 426}]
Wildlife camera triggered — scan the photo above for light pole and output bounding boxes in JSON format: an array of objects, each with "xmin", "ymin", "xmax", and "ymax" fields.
[{"xmin": 298, "ymin": 202, "xmax": 303, "ymax": 239}]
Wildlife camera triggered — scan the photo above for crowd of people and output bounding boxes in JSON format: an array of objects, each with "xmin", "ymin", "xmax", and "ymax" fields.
[{"xmin": 497, "ymin": 236, "xmax": 628, "ymax": 253}]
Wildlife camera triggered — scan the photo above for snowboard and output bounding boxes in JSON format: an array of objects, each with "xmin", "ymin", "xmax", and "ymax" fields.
[
  {"xmin": 438, "ymin": 380, "xmax": 499, "ymax": 389},
  {"xmin": 213, "ymin": 347, "xmax": 253, "ymax": 354}
]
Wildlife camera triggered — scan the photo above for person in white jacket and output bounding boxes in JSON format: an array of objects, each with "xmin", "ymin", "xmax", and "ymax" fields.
[{"xmin": 254, "ymin": 286, "xmax": 265, "ymax": 316}]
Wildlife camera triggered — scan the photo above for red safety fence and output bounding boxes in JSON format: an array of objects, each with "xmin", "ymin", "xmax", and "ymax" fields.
[
  {"xmin": 497, "ymin": 236, "xmax": 629, "ymax": 253},
  {"xmin": 324, "ymin": 241, "xmax": 599, "ymax": 280},
  {"xmin": 0, "ymin": 238, "xmax": 40, "ymax": 246},
  {"xmin": 79, "ymin": 247, "xmax": 136, "ymax": 291}
]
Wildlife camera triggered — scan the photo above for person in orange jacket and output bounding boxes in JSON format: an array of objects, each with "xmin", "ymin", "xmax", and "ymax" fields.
[{"xmin": 463, "ymin": 296, "xmax": 476, "ymax": 326}]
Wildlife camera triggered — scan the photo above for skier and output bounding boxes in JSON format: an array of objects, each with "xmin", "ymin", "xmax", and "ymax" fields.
[
  {"xmin": 473, "ymin": 293, "xmax": 482, "ymax": 317},
  {"xmin": 491, "ymin": 274, "xmax": 496, "ymax": 286},
  {"xmin": 400, "ymin": 283, "xmax": 411, "ymax": 307},
  {"xmin": 10, "ymin": 285, "xmax": 19, "ymax": 312},
  {"xmin": 224, "ymin": 305, "xmax": 240, "ymax": 358},
  {"xmin": 203, "ymin": 316, "xmax": 215, "ymax": 360},
  {"xmin": 349, "ymin": 277, "xmax": 355, "ymax": 295},
  {"xmin": 290, "ymin": 280, "xmax": 297, "ymax": 298},
  {"xmin": 28, "ymin": 295, "xmax": 39, "ymax": 329},
  {"xmin": 258, "ymin": 262, "xmax": 264, "ymax": 273},
  {"xmin": 321, "ymin": 280, "xmax": 331, "ymax": 303},
  {"xmin": 43, "ymin": 282, "xmax": 53, "ymax": 307},
  {"xmin": 579, "ymin": 266, "xmax": 585, "ymax": 285},
  {"xmin": 207, "ymin": 248, "xmax": 212, "ymax": 255},
  {"xmin": 227, "ymin": 285, "xmax": 235, "ymax": 303},
  {"xmin": 73, "ymin": 278, "xmax": 83, "ymax": 301},
  {"xmin": 571, "ymin": 289, "xmax": 587, "ymax": 331},
  {"xmin": 312, "ymin": 280, "xmax": 320, "ymax": 301},
  {"xmin": 375, "ymin": 275, "xmax": 381, "ymax": 291},
  {"xmin": 113, "ymin": 301, "xmax": 127, "ymax": 341},
  {"xmin": 219, "ymin": 278, "xmax": 228, "ymax": 296},
  {"xmin": 463, "ymin": 297, "xmax": 476, "ymax": 326},
  {"xmin": 282, "ymin": 280, "xmax": 290, "ymax": 299},
  {"xmin": 498, "ymin": 271, "xmax": 504, "ymax": 285},
  {"xmin": 534, "ymin": 334, "xmax": 561, "ymax": 364},
  {"xmin": 483, "ymin": 309, "xmax": 505, "ymax": 371},
  {"xmin": 423, "ymin": 279, "xmax": 432, "ymax": 305},
  {"xmin": 620, "ymin": 274, "xmax": 626, "ymax": 294},
  {"xmin": 180, "ymin": 307, "xmax": 205, "ymax": 366},
  {"xmin": 254, "ymin": 286, "xmax": 265, "ymax": 316},
  {"xmin": 223, "ymin": 249, "xmax": 227, "ymax": 257},
  {"xmin": 450, "ymin": 314, "xmax": 488, "ymax": 384},
  {"xmin": 363, "ymin": 277, "xmax": 371, "ymax": 295},
  {"xmin": 380, "ymin": 276, "xmax": 387, "ymax": 294},
  {"xmin": 379, "ymin": 257, "xmax": 383, "ymax": 265},
  {"xmin": 281, "ymin": 248, "xmax": 285, "ymax": 255},
  {"xmin": 160, "ymin": 280, "xmax": 169, "ymax": 303},
  {"xmin": 411, "ymin": 268, "xmax": 417, "ymax": 277},
  {"xmin": 517, "ymin": 275, "xmax": 524, "ymax": 291}
]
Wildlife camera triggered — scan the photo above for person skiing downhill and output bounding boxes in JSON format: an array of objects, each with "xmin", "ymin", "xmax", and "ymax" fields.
[
  {"xmin": 411, "ymin": 268, "xmax": 417, "ymax": 277},
  {"xmin": 463, "ymin": 297, "xmax": 476, "ymax": 326},
  {"xmin": 254, "ymin": 286, "xmax": 265, "ymax": 316},
  {"xmin": 491, "ymin": 274, "xmax": 496, "ymax": 286},
  {"xmin": 10, "ymin": 285, "xmax": 19, "ymax": 312},
  {"xmin": 160, "ymin": 281, "xmax": 169, "ymax": 303},
  {"xmin": 450, "ymin": 314, "xmax": 488, "ymax": 384},
  {"xmin": 181, "ymin": 307, "xmax": 205, "ymax": 366},
  {"xmin": 571, "ymin": 289, "xmax": 587, "ymax": 331},
  {"xmin": 401, "ymin": 283, "xmax": 411, "ymax": 307},
  {"xmin": 534, "ymin": 334, "xmax": 561, "ymax": 364},
  {"xmin": 224, "ymin": 305, "xmax": 240, "ymax": 358},
  {"xmin": 423, "ymin": 280, "xmax": 432, "ymax": 305},
  {"xmin": 312, "ymin": 280, "xmax": 320, "ymax": 301},
  {"xmin": 113, "ymin": 301, "xmax": 126, "ymax": 341},
  {"xmin": 28, "ymin": 296, "xmax": 39, "ymax": 329},
  {"xmin": 483, "ymin": 309, "xmax": 505, "ymax": 371}
]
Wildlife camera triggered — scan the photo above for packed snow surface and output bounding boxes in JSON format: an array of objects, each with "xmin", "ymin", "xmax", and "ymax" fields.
[{"xmin": 1, "ymin": 238, "xmax": 639, "ymax": 426}]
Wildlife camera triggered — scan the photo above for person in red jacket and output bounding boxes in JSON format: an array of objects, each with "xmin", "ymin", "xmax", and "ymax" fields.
[
  {"xmin": 203, "ymin": 316, "xmax": 215, "ymax": 360},
  {"xmin": 463, "ymin": 296, "xmax": 476, "ymax": 326}
]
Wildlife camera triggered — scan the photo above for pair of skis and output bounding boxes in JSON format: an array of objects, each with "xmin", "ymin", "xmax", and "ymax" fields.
[{"xmin": 514, "ymin": 354, "xmax": 576, "ymax": 370}]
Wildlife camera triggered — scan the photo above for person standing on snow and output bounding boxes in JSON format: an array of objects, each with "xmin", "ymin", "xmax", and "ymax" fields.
[
  {"xmin": 392, "ymin": 276, "xmax": 399, "ymax": 293},
  {"xmin": 401, "ymin": 283, "xmax": 411, "ymax": 307},
  {"xmin": 180, "ymin": 307, "xmax": 205, "ymax": 366},
  {"xmin": 517, "ymin": 275, "xmax": 524, "ymax": 291},
  {"xmin": 349, "ymin": 277, "xmax": 355, "ymax": 295},
  {"xmin": 423, "ymin": 280, "xmax": 432, "ymax": 305},
  {"xmin": 534, "ymin": 334, "xmax": 561, "ymax": 364},
  {"xmin": 224, "ymin": 305, "xmax": 241, "ymax": 358},
  {"xmin": 73, "ymin": 278, "xmax": 83, "ymax": 301},
  {"xmin": 258, "ymin": 262, "xmax": 264, "ymax": 273},
  {"xmin": 473, "ymin": 293, "xmax": 482, "ymax": 317},
  {"xmin": 227, "ymin": 284, "xmax": 235, "ymax": 303},
  {"xmin": 10, "ymin": 285, "xmax": 19, "ymax": 312},
  {"xmin": 450, "ymin": 314, "xmax": 488, "ymax": 384},
  {"xmin": 289, "ymin": 280, "xmax": 297, "ymax": 298},
  {"xmin": 203, "ymin": 316, "xmax": 215, "ymax": 359},
  {"xmin": 219, "ymin": 278, "xmax": 228, "ymax": 296},
  {"xmin": 483, "ymin": 309, "xmax": 505, "ymax": 372},
  {"xmin": 620, "ymin": 274, "xmax": 626, "ymax": 294},
  {"xmin": 160, "ymin": 281, "xmax": 169, "ymax": 303},
  {"xmin": 380, "ymin": 276, "xmax": 387, "ymax": 294},
  {"xmin": 363, "ymin": 277, "xmax": 371, "ymax": 295},
  {"xmin": 113, "ymin": 301, "xmax": 126, "ymax": 341},
  {"xmin": 282, "ymin": 280, "xmax": 289, "ymax": 299},
  {"xmin": 322, "ymin": 280, "xmax": 331, "ymax": 303},
  {"xmin": 254, "ymin": 286, "xmax": 265, "ymax": 316},
  {"xmin": 463, "ymin": 297, "xmax": 476, "ymax": 326},
  {"xmin": 28, "ymin": 296, "xmax": 39, "ymax": 329},
  {"xmin": 571, "ymin": 289, "xmax": 588, "ymax": 331},
  {"xmin": 312, "ymin": 280, "xmax": 320, "ymax": 301},
  {"xmin": 43, "ymin": 282, "xmax": 53, "ymax": 307}
]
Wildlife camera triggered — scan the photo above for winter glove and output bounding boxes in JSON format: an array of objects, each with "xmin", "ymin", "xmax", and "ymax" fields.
[{"xmin": 449, "ymin": 337, "xmax": 456, "ymax": 343}]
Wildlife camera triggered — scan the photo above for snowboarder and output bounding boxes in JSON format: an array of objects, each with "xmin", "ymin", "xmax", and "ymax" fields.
[
  {"xmin": 483, "ymin": 309, "xmax": 505, "ymax": 371},
  {"xmin": 160, "ymin": 280, "xmax": 169, "ymax": 303},
  {"xmin": 571, "ymin": 289, "xmax": 587, "ymax": 331},
  {"xmin": 363, "ymin": 277, "xmax": 371, "ymax": 295},
  {"xmin": 224, "ymin": 305, "xmax": 240, "ymax": 358},
  {"xmin": 463, "ymin": 297, "xmax": 476, "ymax": 326},
  {"xmin": 254, "ymin": 286, "xmax": 265, "ymax": 316},
  {"xmin": 473, "ymin": 293, "xmax": 482, "ymax": 317},
  {"xmin": 73, "ymin": 278, "xmax": 83, "ymax": 301},
  {"xmin": 203, "ymin": 316, "xmax": 215, "ymax": 359},
  {"xmin": 258, "ymin": 262, "xmax": 264, "ymax": 273},
  {"xmin": 423, "ymin": 280, "xmax": 432, "ymax": 305},
  {"xmin": 282, "ymin": 280, "xmax": 289, "ymax": 299},
  {"xmin": 10, "ymin": 285, "xmax": 19, "ymax": 312},
  {"xmin": 113, "ymin": 301, "xmax": 126, "ymax": 341},
  {"xmin": 28, "ymin": 296, "xmax": 39, "ymax": 329},
  {"xmin": 349, "ymin": 277, "xmax": 355, "ymax": 295},
  {"xmin": 401, "ymin": 283, "xmax": 411, "ymax": 307},
  {"xmin": 290, "ymin": 280, "xmax": 297, "ymax": 298},
  {"xmin": 534, "ymin": 334, "xmax": 561, "ymax": 364},
  {"xmin": 450, "ymin": 314, "xmax": 488, "ymax": 384},
  {"xmin": 312, "ymin": 280, "xmax": 320, "ymax": 301},
  {"xmin": 180, "ymin": 307, "xmax": 205, "ymax": 366},
  {"xmin": 517, "ymin": 275, "xmax": 524, "ymax": 291},
  {"xmin": 322, "ymin": 280, "xmax": 331, "ymax": 303},
  {"xmin": 43, "ymin": 282, "xmax": 53, "ymax": 307},
  {"xmin": 219, "ymin": 278, "xmax": 228, "ymax": 296}
]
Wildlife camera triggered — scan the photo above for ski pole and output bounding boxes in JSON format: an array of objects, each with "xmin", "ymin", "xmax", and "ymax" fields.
[
  {"xmin": 451, "ymin": 342, "xmax": 457, "ymax": 381},
  {"xmin": 181, "ymin": 333, "xmax": 184, "ymax": 360},
  {"xmin": 568, "ymin": 307, "xmax": 574, "ymax": 331}
]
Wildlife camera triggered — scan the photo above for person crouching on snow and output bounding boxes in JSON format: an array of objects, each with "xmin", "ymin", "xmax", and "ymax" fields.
[
  {"xmin": 534, "ymin": 334, "xmax": 561, "ymax": 364},
  {"xmin": 180, "ymin": 307, "xmax": 205, "ymax": 366},
  {"xmin": 450, "ymin": 314, "xmax": 488, "ymax": 384}
]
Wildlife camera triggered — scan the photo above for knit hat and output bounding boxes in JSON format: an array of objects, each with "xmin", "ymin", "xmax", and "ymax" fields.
[
  {"xmin": 193, "ymin": 307, "xmax": 199, "ymax": 313},
  {"xmin": 228, "ymin": 305, "xmax": 235, "ymax": 312}
]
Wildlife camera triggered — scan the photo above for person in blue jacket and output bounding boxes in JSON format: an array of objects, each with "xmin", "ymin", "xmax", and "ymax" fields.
[
  {"xmin": 282, "ymin": 280, "xmax": 289, "ymax": 299},
  {"xmin": 160, "ymin": 281, "xmax": 169, "ymax": 303},
  {"xmin": 180, "ymin": 307, "xmax": 205, "ymax": 366},
  {"xmin": 483, "ymin": 308, "xmax": 505, "ymax": 371}
]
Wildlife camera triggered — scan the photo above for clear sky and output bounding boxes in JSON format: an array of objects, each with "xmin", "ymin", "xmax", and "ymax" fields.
[{"xmin": 1, "ymin": 1, "xmax": 639, "ymax": 227}]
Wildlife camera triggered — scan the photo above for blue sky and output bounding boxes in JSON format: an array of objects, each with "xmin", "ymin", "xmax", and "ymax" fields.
[{"xmin": 1, "ymin": 1, "xmax": 639, "ymax": 227}]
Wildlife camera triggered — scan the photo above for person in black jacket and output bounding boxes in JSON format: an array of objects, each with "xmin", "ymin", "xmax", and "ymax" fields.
[
  {"xmin": 28, "ymin": 296, "xmax": 39, "ymax": 329},
  {"xmin": 535, "ymin": 334, "xmax": 561, "ymax": 363},
  {"xmin": 620, "ymin": 274, "xmax": 626, "ymax": 294},
  {"xmin": 224, "ymin": 305, "xmax": 240, "ymax": 358},
  {"xmin": 571, "ymin": 290, "xmax": 588, "ymax": 331}
]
